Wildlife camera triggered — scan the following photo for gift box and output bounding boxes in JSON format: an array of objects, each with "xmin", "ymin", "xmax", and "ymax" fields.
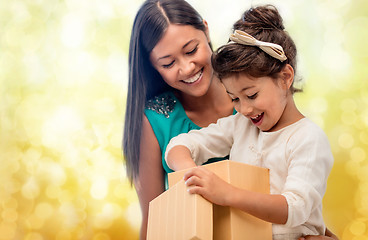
[{"xmin": 147, "ymin": 160, "xmax": 272, "ymax": 240}]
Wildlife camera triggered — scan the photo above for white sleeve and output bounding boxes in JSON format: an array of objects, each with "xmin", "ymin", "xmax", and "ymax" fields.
[
  {"xmin": 282, "ymin": 125, "xmax": 334, "ymax": 227},
  {"xmin": 165, "ymin": 114, "xmax": 237, "ymax": 166}
]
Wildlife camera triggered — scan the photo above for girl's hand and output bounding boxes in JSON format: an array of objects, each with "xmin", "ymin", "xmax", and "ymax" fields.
[{"xmin": 183, "ymin": 166, "xmax": 234, "ymax": 206}]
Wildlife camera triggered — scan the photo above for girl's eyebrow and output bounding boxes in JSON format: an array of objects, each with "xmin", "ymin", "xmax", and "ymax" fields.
[
  {"xmin": 240, "ymin": 86, "xmax": 254, "ymax": 93},
  {"xmin": 226, "ymin": 86, "xmax": 254, "ymax": 95},
  {"xmin": 157, "ymin": 40, "xmax": 195, "ymax": 61}
]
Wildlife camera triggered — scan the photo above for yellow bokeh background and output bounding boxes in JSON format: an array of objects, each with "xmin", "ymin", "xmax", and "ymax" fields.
[{"xmin": 1, "ymin": 0, "xmax": 367, "ymax": 239}]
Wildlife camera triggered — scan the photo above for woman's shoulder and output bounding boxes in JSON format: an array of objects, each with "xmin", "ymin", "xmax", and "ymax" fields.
[
  {"xmin": 145, "ymin": 91, "xmax": 178, "ymax": 119},
  {"xmin": 144, "ymin": 91, "xmax": 197, "ymax": 133},
  {"xmin": 144, "ymin": 91, "xmax": 201, "ymax": 150}
]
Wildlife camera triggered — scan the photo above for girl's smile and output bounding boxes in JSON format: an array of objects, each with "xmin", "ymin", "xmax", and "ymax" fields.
[
  {"xmin": 222, "ymin": 65, "xmax": 303, "ymax": 132},
  {"xmin": 250, "ymin": 112, "xmax": 264, "ymax": 126}
]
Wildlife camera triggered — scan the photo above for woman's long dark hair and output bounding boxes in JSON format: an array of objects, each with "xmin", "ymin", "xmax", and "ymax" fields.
[{"xmin": 124, "ymin": 0, "xmax": 207, "ymax": 183}]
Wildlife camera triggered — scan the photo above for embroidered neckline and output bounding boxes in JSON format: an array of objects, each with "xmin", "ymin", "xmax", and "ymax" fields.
[{"xmin": 146, "ymin": 93, "xmax": 177, "ymax": 118}]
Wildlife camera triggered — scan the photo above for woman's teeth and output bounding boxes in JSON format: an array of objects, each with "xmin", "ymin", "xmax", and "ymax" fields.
[{"xmin": 182, "ymin": 70, "xmax": 202, "ymax": 83}]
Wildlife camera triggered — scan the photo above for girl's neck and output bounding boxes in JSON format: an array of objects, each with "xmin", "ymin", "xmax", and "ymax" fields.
[{"xmin": 269, "ymin": 95, "xmax": 304, "ymax": 132}]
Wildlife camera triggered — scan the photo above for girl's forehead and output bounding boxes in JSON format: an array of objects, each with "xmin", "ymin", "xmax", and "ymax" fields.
[{"xmin": 222, "ymin": 74, "xmax": 273, "ymax": 91}]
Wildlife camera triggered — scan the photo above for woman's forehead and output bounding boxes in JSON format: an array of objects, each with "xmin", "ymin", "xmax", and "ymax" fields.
[{"xmin": 150, "ymin": 24, "xmax": 206, "ymax": 58}]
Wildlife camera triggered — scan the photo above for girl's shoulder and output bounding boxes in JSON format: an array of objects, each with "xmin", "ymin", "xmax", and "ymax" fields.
[
  {"xmin": 285, "ymin": 118, "xmax": 331, "ymax": 148},
  {"xmin": 291, "ymin": 118, "xmax": 327, "ymax": 137}
]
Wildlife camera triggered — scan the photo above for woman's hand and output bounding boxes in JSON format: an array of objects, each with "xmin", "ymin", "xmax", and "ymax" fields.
[
  {"xmin": 183, "ymin": 166, "xmax": 233, "ymax": 206},
  {"xmin": 299, "ymin": 228, "xmax": 339, "ymax": 240},
  {"xmin": 299, "ymin": 237, "xmax": 336, "ymax": 240}
]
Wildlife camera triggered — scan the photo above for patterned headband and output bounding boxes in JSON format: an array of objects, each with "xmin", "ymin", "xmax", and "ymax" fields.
[{"xmin": 229, "ymin": 30, "xmax": 287, "ymax": 62}]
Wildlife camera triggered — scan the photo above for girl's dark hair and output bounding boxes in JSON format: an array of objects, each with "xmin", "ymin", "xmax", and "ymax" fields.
[
  {"xmin": 212, "ymin": 5, "xmax": 300, "ymax": 93},
  {"xmin": 124, "ymin": 0, "xmax": 208, "ymax": 183}
]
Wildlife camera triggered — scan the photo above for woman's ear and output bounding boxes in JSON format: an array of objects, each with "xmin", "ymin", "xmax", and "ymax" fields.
[
  {"xmin": 203, "ymin": 19, "xmax": 211, "ymax": 43},
  {"xmin": 280, "ymin": 64, "xmax": 294, "ymax": 90}
]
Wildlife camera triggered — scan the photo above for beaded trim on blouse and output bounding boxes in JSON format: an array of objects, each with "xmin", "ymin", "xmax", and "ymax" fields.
[{"xmin": 146, "ymin": 93, "xmax": 177, "ymax": 118}]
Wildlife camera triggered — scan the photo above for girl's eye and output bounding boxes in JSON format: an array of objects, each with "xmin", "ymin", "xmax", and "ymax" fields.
[
  {"xmin": 186, "ymin": 45, "xmax": 198, "ymax": 55},
  {"xmin": 231, "ymin": 97, "xmax": 239, "ymax": 102},
  {"xmin": 247, "ymin": 93, "xmax": 258, "ymax": 99},
  {"xmin": 162, "ymin": 61, "xmax": 174, "ymax": 69}
]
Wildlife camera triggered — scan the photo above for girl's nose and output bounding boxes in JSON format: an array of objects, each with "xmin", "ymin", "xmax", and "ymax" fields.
[{"xmin": 239, "ymin": 102, "xmax": 253, "ymax": 116}]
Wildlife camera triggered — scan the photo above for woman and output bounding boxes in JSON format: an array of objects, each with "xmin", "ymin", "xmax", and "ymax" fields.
[{"xmin": 123, "ymin": 0, "xmax": 338, "ymax": 239}]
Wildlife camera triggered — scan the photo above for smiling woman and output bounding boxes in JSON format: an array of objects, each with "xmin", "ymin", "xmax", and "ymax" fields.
[
  {"xmin": 0, "ymin": 0, "xmax": 367, "ymax": 239},
  {"xmin": 149, "ymin": 24, "xmax": 213, "ymax": 96},
  {"xmin": 123, "ymin": 1, "xmax": 235, "ymax": 239}
]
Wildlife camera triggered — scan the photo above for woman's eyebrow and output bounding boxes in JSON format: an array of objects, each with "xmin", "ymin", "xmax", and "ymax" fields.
[
  {"xmin": 158, "ymin": 54, "xmax": 171, "ymax": 60},
  {"xmin": 182, "ymin": 40, "xmax": 194, "ymax": 49},
  {"xmin": 157, "ymin": 40, "xmax": 196, "ymax": 61}
]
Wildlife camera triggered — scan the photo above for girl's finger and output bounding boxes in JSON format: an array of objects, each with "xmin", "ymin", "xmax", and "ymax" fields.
[
  {"xmin": 183, "ymin": 166, "xmax": 206, "ymax": 180},
  {"xmin": 184, "ymin": 175, "xmax": 202, "ymax": 187},
  {"xmin": 187, "ymin": 185, "xmax": 204, "ymax": 195}
]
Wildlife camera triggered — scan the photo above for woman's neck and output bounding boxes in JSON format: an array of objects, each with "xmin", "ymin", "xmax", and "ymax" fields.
[
  {"xmin": 178, "ymin": 78, "xmax": 228, "ymax": 110},
  {"xmin": 175, "ymin": 78, "xmax": 234, "ymax": 127}
]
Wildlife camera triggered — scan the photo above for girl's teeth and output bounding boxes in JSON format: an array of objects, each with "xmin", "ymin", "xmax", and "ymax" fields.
[
  {"xmin": 251, "ymin": 113, "xmax": 262, "ymax": 120},
  {"xmin": 183, "ymin": 70, "xmax": 202, "ymax": 83},
  {"xmin": 251, "ymin": 113, "xmax": 264, "ymax": 124}
]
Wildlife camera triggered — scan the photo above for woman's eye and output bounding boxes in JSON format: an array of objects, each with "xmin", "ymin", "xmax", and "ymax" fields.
[
  {"xmin": 231, "ymin": 97, "xmax": 239, "ymax": 102},
  {"xmin": 186, "ymin": 45, "xmax": 198, "ymax": 55},
  {"xmin": 247, "ymin": 93, "xmax": 258, "ymax": 99},
  {"xmin": 162, "ymin": 61, "xmax": 174, "ymax": 68}
]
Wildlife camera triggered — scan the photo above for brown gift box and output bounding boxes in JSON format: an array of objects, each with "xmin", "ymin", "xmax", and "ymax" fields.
[{"xmin": 147, "ymin": 160, "xmax": 272, "ymax": 240}]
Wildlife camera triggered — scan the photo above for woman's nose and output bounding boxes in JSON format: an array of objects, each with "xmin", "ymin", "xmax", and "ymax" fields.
[{"xmin": 178, "ymin": 59, "xmax": 195, "ymax": 76}]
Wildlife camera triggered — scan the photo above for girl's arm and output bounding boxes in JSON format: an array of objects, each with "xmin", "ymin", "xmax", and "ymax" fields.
[
  {"xmin": 165, "ymin": 114, "xmax": 237, "ymax": 170},
  {"xmin": 183, "ymin": 166, "xmax": 288, "ymax": 224},
  {"xmin": 134, "ymin": 116, "xmax": 165, "ymax": 240},
  {"xmin": 166, "ymin": 145, "xmax": 197, "ymax": 171},
  {"xmin": 228, "ymin": 185, "xmax": 288, "ymax": 224}
]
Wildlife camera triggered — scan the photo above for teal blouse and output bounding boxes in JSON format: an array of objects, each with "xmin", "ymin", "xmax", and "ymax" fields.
[{"xmin": 145, "ymin": 91, "xmax": 234, "ymax": 189}]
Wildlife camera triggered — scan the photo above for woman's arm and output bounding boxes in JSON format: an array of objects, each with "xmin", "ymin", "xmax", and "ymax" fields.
[
  {"xmin": 298, "ymin": 228, "xmax": 339, "ymax": 240},
  {"xmin": 134, "ymin": 115, "xmax": 165, "ymax": 240},
  {"xmin": 325, "ymin": 228, "xmax": 339, "ymax": 239}
]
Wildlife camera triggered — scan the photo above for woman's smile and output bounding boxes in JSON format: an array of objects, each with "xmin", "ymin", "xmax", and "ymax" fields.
[
  {"xmin": 150, "ymin": 24, "xmax": 213, "ymax": 97},
  {"xmin": 181, "ymin": 68, "xmax": 203, "ymax": 84}
]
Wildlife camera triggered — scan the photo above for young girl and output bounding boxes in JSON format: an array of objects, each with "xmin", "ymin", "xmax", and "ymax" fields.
[{"xmin": 165, "ymin": 5, "xmax": 334, "ymax": 240}]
